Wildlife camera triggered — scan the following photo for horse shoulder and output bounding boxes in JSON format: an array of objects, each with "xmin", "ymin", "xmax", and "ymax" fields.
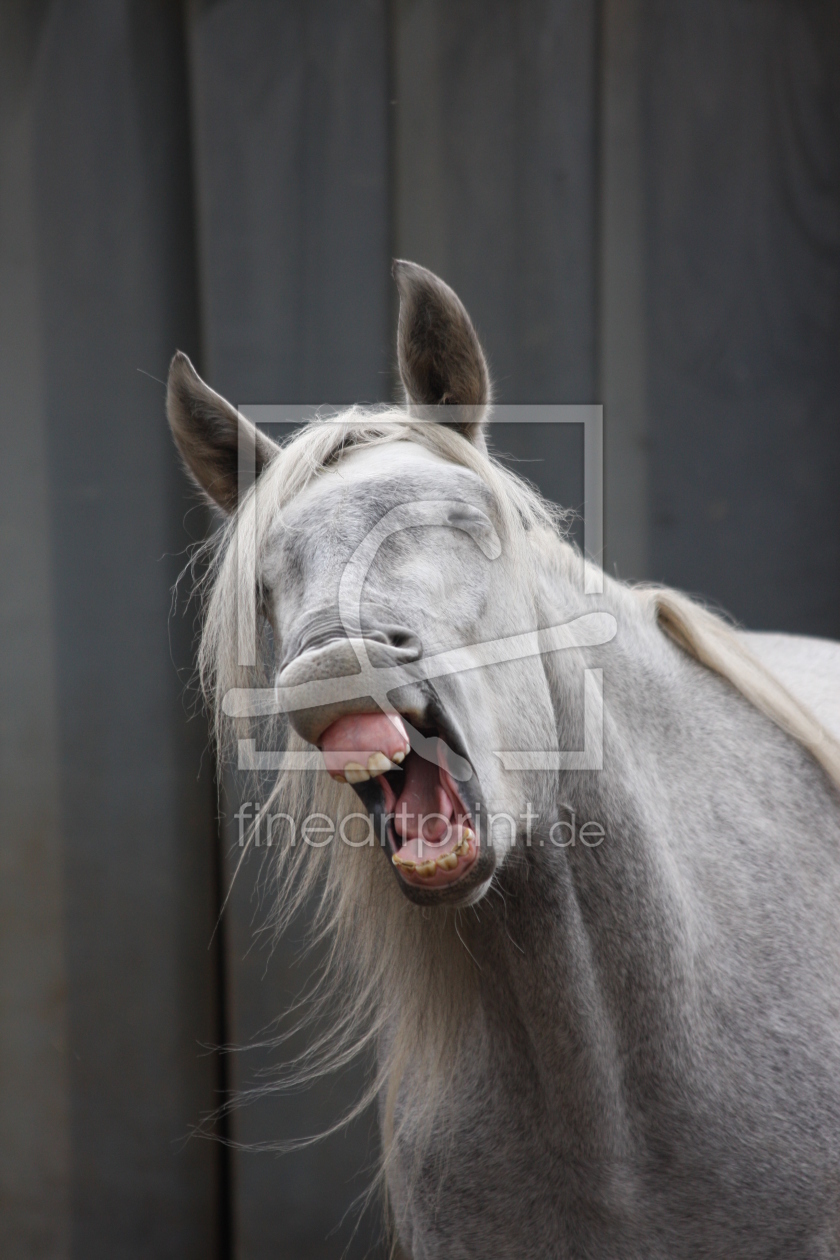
[{"xmin": 738, "ymin": 630, "xmax": 840, "ymax": 742}]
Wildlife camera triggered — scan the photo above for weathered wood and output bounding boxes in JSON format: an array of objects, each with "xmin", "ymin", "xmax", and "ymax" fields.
[
  {"xmin": 643, "ymin": 0, "xmax": 840, "ymax": 635},
  {"xmin": 0, "ymin": 8, "xmax": 70, "ymax": 1254},
  {"xmin": 1, "ymin": 3, "xmax": 221, "ymax": 1255},
  {"xmin": 394, "ymin": 0, "xmax": 598, "ymax": 406},
  {"xmin": 600, "ymin": 0, "xmax": 649, "ymax": 581},
  {"xmin": 189, "ymin": 0, "xmax": 391, "ymax": 406}
]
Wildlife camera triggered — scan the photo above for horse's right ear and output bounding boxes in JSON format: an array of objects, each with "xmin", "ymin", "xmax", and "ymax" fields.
[
  {"xmin": 166, "ymin": 352, "xmax": 279, "ymax": 514},
  {"xmin": 393, "ymin": 260, "xmax": 491, "ymax": 446}
]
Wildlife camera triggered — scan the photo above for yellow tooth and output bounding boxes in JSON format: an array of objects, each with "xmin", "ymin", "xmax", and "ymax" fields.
[
  {"xmin": 367, "ymin": 752, "xmax": 392, "ymax": 776},
  {"xmin": 463, "ymin": 828, "xmax": 475, "ymax": 842},
  {"xmin": 344, "ymin": 761, "xmax": 370, "ymax": 784},
  {"xmin": 331, "ymin": 772, "xmax": 347, "ymax": 784},
  {"xmin": 392, "ymin": 854, "xmax": 416, "ymax": 870},
  {"xmin": 439, "ymin": 852, "xmax": 459, "ymax": 870},
  {"xmin": 416, "ymin": 860, "xmax": 437, "ymax": 878},
  {"xmin": 392, "ymin": 748, "xmax": 407, "ymax": 764}
]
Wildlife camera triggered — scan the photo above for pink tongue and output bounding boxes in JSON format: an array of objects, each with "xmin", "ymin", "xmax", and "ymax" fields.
[
  {"xmin": 319, "ymin": 712, "xmax": 410, "ymax": 774},
  {"xmin": 319, "ymin": 713, "xmax": 456, "ymax": 845}
]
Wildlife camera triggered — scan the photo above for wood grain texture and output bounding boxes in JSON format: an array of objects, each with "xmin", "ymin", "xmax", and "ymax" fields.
[{"xmin": 643, "ymin": 0, "xmax": 840, "ymax": 634}]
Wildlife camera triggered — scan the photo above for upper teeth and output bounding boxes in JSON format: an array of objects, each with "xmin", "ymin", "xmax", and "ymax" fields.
[
  {"xmin": 332, "ymin": 750, "xmax": 405, "ymax": 784},
  {"xmin": 344, "ymin": 762, "xmax": 369, "ymax": 784},
  {"xmin": 367, "ymin": 752, "xmax": 393, "ymax": 776}
]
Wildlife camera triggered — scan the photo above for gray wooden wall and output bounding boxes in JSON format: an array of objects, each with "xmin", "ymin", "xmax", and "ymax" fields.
[{"xmin": 1, "ymin": 1, "xmax": 838, "ymax": 1257}]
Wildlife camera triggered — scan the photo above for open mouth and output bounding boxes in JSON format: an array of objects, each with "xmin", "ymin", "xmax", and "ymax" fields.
[{"xmin": 318, "ymin": 709, "xmax": 491, "ymax": 897}]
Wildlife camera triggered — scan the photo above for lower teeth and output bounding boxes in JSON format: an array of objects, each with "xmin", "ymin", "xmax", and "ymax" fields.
[{"xmin": 392, "ymin": 833, "xmax": 474, "ymax": 875}]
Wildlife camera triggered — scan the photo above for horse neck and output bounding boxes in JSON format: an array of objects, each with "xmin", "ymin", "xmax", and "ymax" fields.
[
  {"xmin": 461, "ymin": 575, "xmax": 708, "ymax": 1154},
  {"xmin": 468, "ymin": 846, "xmax": 640, "ymax": 1169}
]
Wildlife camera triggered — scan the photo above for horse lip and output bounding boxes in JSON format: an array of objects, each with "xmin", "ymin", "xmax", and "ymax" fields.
[
  {"xmin": 346, "ymin": 703, "xmax": 494, "ymax": 905},
  {"xmin": 400, "ymin": 847, "xmax": 496, "ymax": 907}
]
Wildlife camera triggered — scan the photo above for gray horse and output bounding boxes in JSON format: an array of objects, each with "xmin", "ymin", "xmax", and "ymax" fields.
[{"xmin": 168, "ymin": 261, "xmax": 840, "ymax": 1258}]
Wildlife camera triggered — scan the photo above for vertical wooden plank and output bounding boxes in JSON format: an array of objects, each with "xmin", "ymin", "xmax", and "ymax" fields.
[
  {"xmin": 188, "ymin": 3, "xmax": 390, "ymax": 1255},
  {"xmin": 24, "ymin": 2, "xmax": 221, "ymax": 1255},
  {"xmin": 599, "ymin": 0, "xmax": 649, "ymax": 581},
  {"xmin": 393, "ymin": 0, "xmax": 597, "ymax": 524},
  {"xmin": 642, "ymin": 0, "xmax": 840, "ymax": 634},
  {"xmin": 0, "ymin": 7, "xmax": 70, "ymax": 1255},
  {"xmin": 189, "ymin": 0, "xmax": 391, "ymax": 404},
  {"xmin": 395, "ymin": 0, "xmax": 598, "ymax": 405}
]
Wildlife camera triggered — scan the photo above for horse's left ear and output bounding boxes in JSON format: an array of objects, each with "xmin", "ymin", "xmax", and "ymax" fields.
[
  {"xmin": 393, "ymin": 260, "xmax": 491, "ymax": 446},
  {"xmin": 166, "ymin": 351, "xmax": 280, "ymax": 513}
]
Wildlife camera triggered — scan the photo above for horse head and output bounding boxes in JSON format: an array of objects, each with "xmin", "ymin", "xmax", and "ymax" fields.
[{"xmin": 166, "ymin": 262, "xmax": 587, "ymax": 909}]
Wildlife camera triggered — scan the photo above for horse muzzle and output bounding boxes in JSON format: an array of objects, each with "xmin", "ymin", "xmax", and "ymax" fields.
[{"xmin": 275, "ymin": 634, "xmax": 425, "ymax": 745}]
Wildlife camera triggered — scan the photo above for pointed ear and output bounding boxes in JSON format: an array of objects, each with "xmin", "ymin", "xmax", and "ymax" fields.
[
  {"xmin": 393, "ymin": 260, "xmax": 491, "ymax": 445},
  {"xmin": 166, "ymin": 352, "xmax": 279, "ymax": 513}
]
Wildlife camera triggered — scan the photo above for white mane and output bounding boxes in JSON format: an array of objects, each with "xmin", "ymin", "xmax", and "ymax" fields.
[{"xmin": 647, "ymin": 586, "xmax": 840, "ymax": 793}]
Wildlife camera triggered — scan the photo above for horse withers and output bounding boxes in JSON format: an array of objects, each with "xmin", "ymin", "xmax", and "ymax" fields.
[{"xmin": 167, "ymin": 261, "xmax": 840, "ymax": 1259}]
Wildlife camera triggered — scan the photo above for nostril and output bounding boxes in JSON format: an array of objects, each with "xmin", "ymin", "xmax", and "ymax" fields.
[
  {"xmin": 362, "ymin": 628, "xmax": 422, "ymax": 670},
  {"xmin": 379, "ymin": 627, "xmax": 422, "ymax": 657}
]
